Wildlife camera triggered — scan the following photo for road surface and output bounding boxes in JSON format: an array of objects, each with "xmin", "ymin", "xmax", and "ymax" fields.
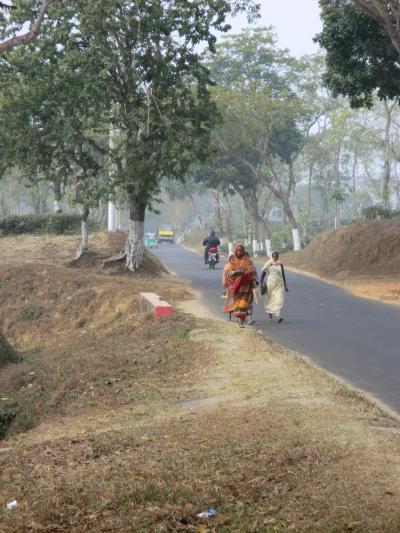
[{"xmin": 154, "ymin": 244, "xmax": 400, "ymax": 412}]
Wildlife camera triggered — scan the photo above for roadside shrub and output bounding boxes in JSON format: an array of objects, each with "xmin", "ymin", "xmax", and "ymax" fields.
[
  {"xmin": 363, "ymin": 205, "xmax": 400, "ymax": 220},
  {"xmin": 271, "ymin": 227, "xmax": 294, "ymax": 252},
  {"xmin": 0, "ymin": 331, "xmax": 19, "ymax": 366},
  {"xmin": 0, "ymin": 403, "xmax": 17, "ymax": 440},
  {"xmin": 19, "ymin": 306, "xmax": 45, "ymax": 321},
  {"xmin": 0, "ymin": 213, "xmax": 99, "ymax": 236}
]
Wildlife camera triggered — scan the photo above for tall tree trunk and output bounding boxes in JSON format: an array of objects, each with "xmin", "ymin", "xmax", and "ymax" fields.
[
  {"xmin": 77, "ymin": 206, "xmax": 90, "ymax": 257},
  {"xmin": 283, "ymin": 199, "xmax": 301, "ymax": 251},
  {"xmin": 52, "ymin": 175, "xmax": 63, "ymax": 214},
  {"xmin": 223, "ymin": 194, "xmax": 233, "ymax": 243},
  {"xmin": 210, "ymin": 191, "xmax": 224, "ymax": 238},
  {"xmin": 382, "ymin": 101, "xmax": 395, "ymax": 209},
  {"xmin": 124, "ymin": 192, "xmax": 145, "ymax": 271},
  {"xmin": 188, "ymin": 193, "xmax": 204, "ymax": 230},
  {"xmin": 351, "ymin": 149, "xmax": 358, "ymax": 218},
  {"xmin": 307, "ymin": 162, "xmax": 314, "ymax": 219}
]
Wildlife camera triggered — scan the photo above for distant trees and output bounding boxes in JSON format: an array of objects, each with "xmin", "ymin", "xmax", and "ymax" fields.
[{"xmin": 203, "ymin": 28, "xmax": 306, "ymax": 250}]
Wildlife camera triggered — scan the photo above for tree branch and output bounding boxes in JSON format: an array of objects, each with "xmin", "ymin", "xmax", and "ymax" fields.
[
  {"xmin": 352, "ymin": 0, "xmax": 400, "ymax": 54},
  {"xmin": 0, "ymin": 0, "xmax": 50, "ymax": 53}
]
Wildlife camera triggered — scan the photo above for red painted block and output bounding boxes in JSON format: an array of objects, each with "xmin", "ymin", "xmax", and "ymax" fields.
[{"xmin": 140, "ymin": 292, "xmax": 173, "ymax": 319}]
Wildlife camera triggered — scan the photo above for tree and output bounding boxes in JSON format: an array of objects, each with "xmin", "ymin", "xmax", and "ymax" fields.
[
  {"xmin": 0, "ymin": 0, "xmax": 50, "ymax": 53},
  {"xmin": 350, "ymin": 0, "xmax": 400, "ymax": 55},
  {"xmin": 209, "ymin": 28, "xmax": 306, "ymax": 250},
  {"xmin": 194, "ymin": 155, "xmax": 272, "ymax": 253},
  {"xmin": 329, "ymin": 187, "xmax": 346, "ymax": 228},
  {"xmin": 317, "ymin": 0, "xmax": 400, "ymax": 107},
  {"xmin": 0, "ymin": 2, "xmax": 107, "ymax": 228},
  {"xmin": 0, "ymin": 0, "xmax": 260, "ymax": 270}
]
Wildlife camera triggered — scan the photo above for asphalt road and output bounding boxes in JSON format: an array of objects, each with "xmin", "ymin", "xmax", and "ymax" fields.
[{"xmin": 154, "ymin": 244, "xmax": 400, "ymax": 412}]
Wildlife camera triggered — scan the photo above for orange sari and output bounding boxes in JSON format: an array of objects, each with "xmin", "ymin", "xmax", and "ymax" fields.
[{"xmin": 223, "ymin": 246, "xmax": 257, "ymax": 319}]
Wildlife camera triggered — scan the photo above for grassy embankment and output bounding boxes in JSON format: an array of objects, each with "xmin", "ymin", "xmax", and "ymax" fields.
[{"xmin": 1, "ymin": 232, "xmax": 400, "ymax": 531}]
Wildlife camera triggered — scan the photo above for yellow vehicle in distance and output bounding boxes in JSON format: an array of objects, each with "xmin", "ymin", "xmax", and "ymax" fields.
[{"xmin": 157, "ymin": 225, "xmax": 176, "ymax": 244}]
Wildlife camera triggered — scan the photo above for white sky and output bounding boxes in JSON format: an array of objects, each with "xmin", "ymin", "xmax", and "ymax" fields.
[{"xmin": 227, "ymin": 0, "xmax": 323, "ymax": 57}]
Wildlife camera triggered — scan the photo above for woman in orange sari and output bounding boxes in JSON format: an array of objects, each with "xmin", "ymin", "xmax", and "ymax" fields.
[{"xmin": 222, "ymin": 244, "xmax": 257, "ymax": 327}]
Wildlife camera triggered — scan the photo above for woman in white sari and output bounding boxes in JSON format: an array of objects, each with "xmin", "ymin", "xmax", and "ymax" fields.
[{"xmin": 260, "ymin": 251, "xmax": 288, "ymax": 323}]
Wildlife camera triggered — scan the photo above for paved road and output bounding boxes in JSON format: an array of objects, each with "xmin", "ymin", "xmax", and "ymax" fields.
[{"xmin": 154, "ymin": 244, "xmax": 400, "ymax": 412}]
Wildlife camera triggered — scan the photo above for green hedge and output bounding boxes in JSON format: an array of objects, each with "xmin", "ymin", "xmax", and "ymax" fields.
[
  {"xmin": 363, "ymin": 206, "xmax": 400, "ymax": 220},
  {"xmin": 0, "ymin": 214, "xmax": 99, "ymax": 236}
]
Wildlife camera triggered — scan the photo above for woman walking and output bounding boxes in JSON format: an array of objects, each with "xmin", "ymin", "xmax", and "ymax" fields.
[
  {"xmin": 260, "ymin": 251, "xmax": 288, "ymax": 323},
  {"xmin": 223, "ymin": 244, "xmax": 257, "ymax": 327}
]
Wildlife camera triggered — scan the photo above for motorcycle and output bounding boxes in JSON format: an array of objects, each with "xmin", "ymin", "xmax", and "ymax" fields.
[{"xmin": 207, "ymin": 246, "xmax": 219, "ymax": 269}]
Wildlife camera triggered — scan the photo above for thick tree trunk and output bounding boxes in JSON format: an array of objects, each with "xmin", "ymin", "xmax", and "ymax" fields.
[
  {"xmin": 124, "ymin": 194, "xmax": 145, "ymax": 271},
  {"xmin": 283, "ymin": 200, "xmax": 301, "ymax": 251},
  {"xmin": 74, "ymin": 207, "xmax": 90, "ymax": 259},
  {"xmin": 82, "ymin": 220, "xmax": 88, "ymax": 250}
]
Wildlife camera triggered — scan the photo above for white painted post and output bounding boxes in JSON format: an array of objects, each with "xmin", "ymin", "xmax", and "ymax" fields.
[
  {"xmin": 53, "ymin": 200, "xmax": 62, "ymax": 214},
  {"xmin": 252, "ymin": 239, "xmax": 258, "ymax": 257},
  {"xmin": 292, "ymin": 228, "xmax": 301, "ymax": 251},
  {"xmin": 108, "ymin": 115, "xmax": 119, "ymax": 233},
  {"xmin": 265, "ymin": 239, "xmax": 272, "ymax": 257},
  {"xmin": 108, "ymin": 201, "xmax": 116, "ymax": 232},
  {"xmin": 116, "ymin": 207, "xmax": 122, "ymax": 231},
  {"xmin": 228, "ymin": 242, "xmax": 234, "ymax": 256}
]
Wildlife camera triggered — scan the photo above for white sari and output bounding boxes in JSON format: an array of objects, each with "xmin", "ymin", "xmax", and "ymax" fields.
[{"xmin": 262, "ymin": 259, "xmax": 285, "ymax": 317}]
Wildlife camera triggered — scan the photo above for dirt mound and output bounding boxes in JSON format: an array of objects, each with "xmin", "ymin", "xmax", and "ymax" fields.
[
  {"xmin": 0, "ymin": 232, "xmax": 187, "ymax": 351},
  {"xmin": 0, "ymin": 231, "xmax": 193, "ymax": 438},
  {"xmin": 286, "ymin": 220, "xmax": 400, "ymax": 279}
]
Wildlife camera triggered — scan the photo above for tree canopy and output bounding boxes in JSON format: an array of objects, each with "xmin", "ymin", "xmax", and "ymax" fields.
[{"xmin": 317, "ymin": 0, "xmax": 400, "ymax": 107}]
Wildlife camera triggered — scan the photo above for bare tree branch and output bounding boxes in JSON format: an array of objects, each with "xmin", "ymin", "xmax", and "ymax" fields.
[{"xmin": 0, "ymin": 0, "xmax": 50, "ymax": 53}]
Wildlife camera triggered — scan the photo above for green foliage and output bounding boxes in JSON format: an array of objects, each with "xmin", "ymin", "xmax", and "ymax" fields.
[
  {"xmin": 317, "ymin": 0, "xmax": 400, "ymax": 107},
  {"xmin": 76, "ymin": 318, "xmax": 86, "ymax": 329},
  {"xmin": 0, "ymin": 402, "xmax": 17, "ymax": 440},
  {"xmin": 0, "ymin": 330, "xmax": 18, "ymax": 366},
  {"xmin": 271, "ymin": 226, "xmax": 293, "ymax": 252},
  {"xmin": 0, "ymin": 0, "xmax": 259, "ymax": 247},
  {"xmin": 363, "ymin": 205, "xmax": 400, "ymax": 220},
  {"xmin": 328, "ymin": 188, "xmax": 346, "ymax": 204},
  {"xmin": 0, "ymin": 213, "xmax": 99, "ymax": 236},
  {"xmin": 177, "ymin": 329, "xmax": 190, "ymax": 339},
  {"xmin": 19, "ymin": 306, "xmax": 46, "ymax": 321}
]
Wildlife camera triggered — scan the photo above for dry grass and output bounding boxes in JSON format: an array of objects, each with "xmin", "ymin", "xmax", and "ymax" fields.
[{"xmin": 1, "ymin": 232, "xmax": 400, "ymax": 531}]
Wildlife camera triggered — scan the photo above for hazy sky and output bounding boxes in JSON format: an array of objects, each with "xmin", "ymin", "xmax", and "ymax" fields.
[{"xmin": 227, "ymin": 0, "xmax": 323, "ymax": 57}]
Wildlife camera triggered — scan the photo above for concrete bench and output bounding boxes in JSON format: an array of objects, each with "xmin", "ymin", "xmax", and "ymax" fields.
[{"xmin": 139, "ymin": 292, "xmax": 173, "ymax": 319}]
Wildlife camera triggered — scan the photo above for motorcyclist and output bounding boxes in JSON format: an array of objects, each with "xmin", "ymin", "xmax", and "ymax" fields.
[{"xmin": 203, "ymin": 230, "xmax": 221, "ymax": 264}]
